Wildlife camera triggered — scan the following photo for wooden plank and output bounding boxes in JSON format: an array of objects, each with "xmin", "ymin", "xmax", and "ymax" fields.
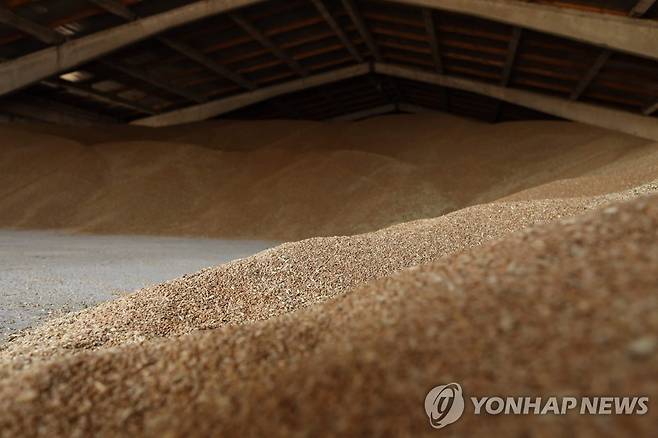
[
  {"xmin": 0, "ymin": 0, "xmax": 267, "ymax": 96},
  {"xmin": 569, "ymin": 0, "xmax": 652, "ymax": 102},
  {"xmin": 493, "ymin": 26, "xmax": 522, "ymax": 122},
  {"xmin": 230, "ymin": 12, "xmax": 308, "ymax": 77},
  {"xmin": 158, "ymin": 37, "xmax": 257, "ymax": 90},
  {"xmin": 0, "ymin": 5, "xmax": 64, "ymax": 45},
  {"xmin": 100, "ymin": 60, "xmax": 206, "ymax": 103},
  {"xmin": 391, "ymin": 0, "xmax": 658, "ymax": 60},
  {"xmin": 570, "ymin": 50, "xmax": 611, "ymax": 100},
  {"xmin": 376, "ymin": 62, "xmax": 658, "ymax": 140},
  {"xmin": 91, "ymin": 0, "xmax": 257, "ymax": 91},
  {"xmin": 42, "ymin": 79, "xmax": 157, "ymax": 115},
  {"xmin": 341, "ymin": 0, "xmax": 382, "ymax": 61},
  {"xmin": 3, "ymin": 0, "xmax": 658, "ymax": 98},
  {"xmin": 630, "ymin": 0, "xmax": 657, "ymax": 17},
  {"xmin": 501, "ymin": 27, "xmax": 522, "ymax": 86},
  {"xmin": 310, "ymin": 0, "xmax": 363, "ymax": 63},
  {"xmin": 422, "ymin": 9, "xmax": 443, "ymax": 73},
  {"xmin": 132, "ymin": 63, "xmax": 370, "ymax": 126},
  {"xmin": 0, "ymin": 0, "xmax": 143, "ymax": 46},
  {"xmin": 88, "ymin": 0, "xmax": 137, "ymax": 20}
]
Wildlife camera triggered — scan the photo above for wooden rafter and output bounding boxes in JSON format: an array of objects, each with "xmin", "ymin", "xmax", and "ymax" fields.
[
  {"xmin": 229, "ymin": 12, "xmax": 308, "ymax": 77},
  {"xmin": 501, "ymin": 27, "xmax": 522, "ymax": 87},
  {"xmin": 88, "ymin": 0, "xmax": 137, "ymax": 20},
  {"xmin": 100, "ymin": 60, "xmax": 207, "ymax": 103},
  {"xmin": 133, "ymin": 64, "xmax": 370, "ymax": 126},
  {"xmin": 158, "ymin": 37, "xmax": 257, "ymax": 90},
  {"xmin": 570, "ymin": 1, "xmax": 653, "ymax": 103},
  {"xmin": 42, "ymin": 79, "xmax": 157, "ymax": 115},
  {"xmin": 90, "ymin": 0, "xmax": 257, "ymax": 91},
  {"xmin": 630, "ymin": 0, "xmax": 657, "ymax": 17},
  {"xmin": 492, "ymin": 26, "xmax": 522, "ymax": 121},
  {"xmin": 392, "ymin": 0, "xmax": 658, "ymax": 60},
  {"xmin": 570, "ymin": 50, "xmax": 611, "ymax": 100},
  {"xmin": 422, "ymin": 9, "xmax": 443, "ymax": 73},
  {"xmin": 133, "ymin": 61, "xmax": 658, "ymax": 142},
  {"xmin": 310, "ymin": 0, "xmax": 363, "ymax": 63},
  {"xmin": 2, "ymin": 0, "xmax": 658, "ymax": 100},
  {"xmin": 0, "ymin": 5, "xmax": 64, "ymax": 45},
  {"xmin": 376, "ymin": 62, "xmax": 658, "ymax": 140},
  {"xmin": 342, "ymin": 0, "xmax": 382, "ymax": 61},
  {"xmin": 632, "ymin": 0, "xmax": 657, "ymax": 115}
]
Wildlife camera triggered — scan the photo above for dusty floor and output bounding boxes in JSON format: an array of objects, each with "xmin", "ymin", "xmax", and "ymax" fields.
[{"xmin": 0, "ymin": 230, "xmax": 274, "ymax": 339}]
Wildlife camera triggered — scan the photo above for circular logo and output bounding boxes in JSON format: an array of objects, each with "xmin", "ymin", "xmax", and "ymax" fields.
[{"xmin": 424, "ymin": 383, "xmax": 465, "ymax": 429}]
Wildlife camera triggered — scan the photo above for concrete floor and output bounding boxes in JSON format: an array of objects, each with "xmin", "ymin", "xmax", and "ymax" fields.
[{"xmin": 0, "ymin": 230, "xmax": 274, "ymax": 339}]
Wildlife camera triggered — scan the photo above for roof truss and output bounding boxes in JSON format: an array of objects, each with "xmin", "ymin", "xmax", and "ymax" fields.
[
  {"xmin": 0, "ymin": 0, "xmax": 655, "ymax": 131},
  {"xmin": 1, "ymin": 0, "xmax": 656, "ymax": 98},
  {"xmin": 131, "ymin": 61, "xmax": 658, "ymax": 142}
]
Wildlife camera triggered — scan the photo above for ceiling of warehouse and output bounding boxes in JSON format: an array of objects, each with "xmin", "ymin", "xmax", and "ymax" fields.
[{"xmin": 0, "ymin": 0, "xmax": 657, "ymax": 124}]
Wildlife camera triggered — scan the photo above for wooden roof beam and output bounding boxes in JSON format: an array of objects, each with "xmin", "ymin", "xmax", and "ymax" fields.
[
  {"xmin": 570, "ymin": 2, "xmax": 652, "ymax": 102},
  {"xmin": 158, "ymin": 37, "xmax": 257, "ymax": 90},
  {"xmin": 630, "ymin": 0, "xmax": 657, "ymax": 17},
  {"xmin": 100, "ymin": 60, "xmax": 206, "ymax": 103},
  {"xmin": 41, "ymin": 78, "xmax": 157, "ymax": 115},
  {"xmin": 392, "ymin": 0, "xmax": 658, "ymax": 59},
  {"xmin": 375, "ymin": 62, "xmax": 658, "ymax": 141},
  {"xmin": 0, "ymin": 5, "xmax": 64, "ymax": 45},
  {"xmin": 90, "ymin": 0, "xmax": 257, "ymax": 90},
  {"xmin": 422, "ymin": 9, "xmax": 443, "ymax": 73},
  {"xmin": 229, "ymin": 12, "xmax": 308, "ymax": 77},
  {"xmin": 570, "ymin": 50, "xmax": 611, "ymax": 100},
  {"xmin": 310, "ymin": 0, "xmax": 363, "ymax": 63},
  {"xmin": 501, "ymin": 27, "xmax": 522, "ymax": 87},
  {"xmin": 133, "ymin": 63, "xmax": 370, "ymax": 126},
  {"xmin": 403, "ymin": 9, "xmax": 451, "ymax": 110},
  {"xmin": 88, "ymin": 0, "xmax": 137, "ymax": 20},
  {"xmin": 342, "ymin": 0, "xmax": 382, "ymax": 61},
  {"xmin": 493, "ymin": 26, "xmax": 522, "ymax": 122},
  {"xmin": 2, "ymin": 0, "xmax": 658, "ymax": 97},
  {"xmin": 133, "ymin": 60, "xmax": 658, "ymax": 138},
  {"xmin": 0, "ymin": 0, "xmax": 267, "ymax": 97}
]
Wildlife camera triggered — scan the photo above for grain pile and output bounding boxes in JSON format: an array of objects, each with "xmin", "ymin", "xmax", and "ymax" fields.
[
  {"xmin": 1, "ymin": 182, "xmax": 655, "ymax": 375},
  {"xmin": 1, "ymin": 115, "xmax": 656, "ymax": 240},
  {"xmin": 0, "ymin": 192, "xmax": 657, "ymax": 436},
  {"xmin": 1, "ymin": 115, "xmax": 658, "ymax": 436}
]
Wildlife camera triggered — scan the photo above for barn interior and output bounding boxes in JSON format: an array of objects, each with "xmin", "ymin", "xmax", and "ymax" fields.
[{"xmin": 1, "ymin": 1, "xmax": 658, "ymax": 436}]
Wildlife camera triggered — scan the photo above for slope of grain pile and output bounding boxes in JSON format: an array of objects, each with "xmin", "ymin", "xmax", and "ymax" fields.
[
  {"xmin": 1, "ymin": 115, "xmax": 656, "ymax": 240},
  {"xmin": 2, "ymin": 180, "xmax": 655, "ymax": 375},
  {"xmin": 0, "ymin": 192, "xmax": 656, "ymax": 436},
  {"xmin": 2, "ymin": 115, "xmax": 658, "ymax": 436}
]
